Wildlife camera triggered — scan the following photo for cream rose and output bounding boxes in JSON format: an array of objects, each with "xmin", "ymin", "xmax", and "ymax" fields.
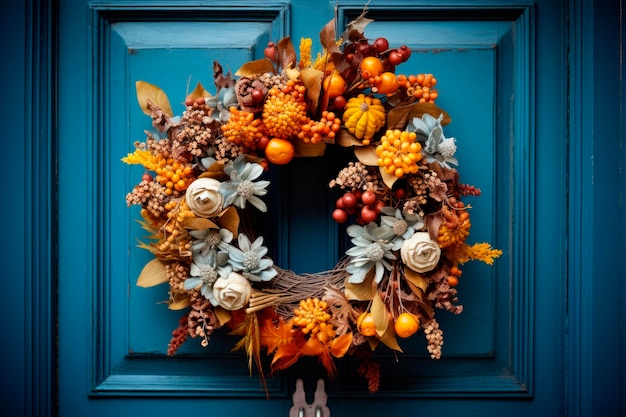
[
  {"xmin": 400, "ymin": 232, "xmax": 441, "ymax": 273},
  {"xmin": 212, "ymin": 272, "xmax": 252, "ymax": 310},
  {"xmin": 185, "ymin": 178, "xmax": 223, "ymax": 218}
]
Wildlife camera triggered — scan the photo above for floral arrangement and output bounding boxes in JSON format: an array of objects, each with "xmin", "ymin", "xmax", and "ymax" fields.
[{"xmin": 122, "ymin": 12, "xmax": 501, "ymax": 393}]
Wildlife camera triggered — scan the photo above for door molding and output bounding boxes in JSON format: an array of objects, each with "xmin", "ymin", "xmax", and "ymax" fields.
[{"xmin": 11, "ymin": 0, "xmax": 624, "ymax": 414}]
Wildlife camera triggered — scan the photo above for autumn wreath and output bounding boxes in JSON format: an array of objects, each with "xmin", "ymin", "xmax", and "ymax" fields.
[{"xmin": 122, "ymin": 12, "xmax": 502, "ymax": 393}]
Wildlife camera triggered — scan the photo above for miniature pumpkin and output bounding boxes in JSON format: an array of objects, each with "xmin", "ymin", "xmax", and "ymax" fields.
[{"xmin": 342, "ymin": 94, "xmax": 386, "ymax": 145}]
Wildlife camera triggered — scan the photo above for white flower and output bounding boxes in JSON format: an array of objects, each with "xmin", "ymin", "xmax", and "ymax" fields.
[
  {"xmin": 212, "ymin": 272, "xmax": 252, "ymax": 310},
  {"xmin": 219, "ymin": 155, "xmax": 270, "ymax": 212},
  {"xmin": 379, "ymin": 207, "xmax": 424, "ymax": 250},
  {"xmin": 400, "ymin": 232, "xmax": 441, "ymax": 273},
  {"xmin": 185, "ymin": 178, "xmax": 223, "ymax": 218},
  {"xmin": 184, "ymin": 251, "xmax": 232, "ymax": 306}
]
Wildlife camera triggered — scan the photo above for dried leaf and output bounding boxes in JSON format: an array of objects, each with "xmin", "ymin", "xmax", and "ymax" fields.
[
  {"xmin": 235, "ymin": 58, "xmax": 276, "ymax": 77},
  {"xmin": 294, "ymin": 140, "xmax": 326, "ymax": 158},
  {"xmin": 272, "ymin": 342, "xmax": 302, "ymax": 371},
  {"xmin": 354, "ymin": 145, "xmax": 379, "ymax": 166},
  {"xmin": 320, "ymin": 19, "xmax": 341, "ymax": 55},
  {"xmin": 424, "ymin": 212, "xmax": 443, "ymax": 241},
  {"xmin": 345, "ymin": 270, "xmax": 377, "ymax": 300},
  {"xmin": 371, "ymin": 293, "xmax": 389, "ymax": 337},
  {"xmin": 186, "ymin": 82, "xmax": 212, "ymax": 103},
  {"xmin": 260, "ymin": 318, "xmax": 294, "ymax": 353},
  {"xmin": 214, "ymin": 306, "xmax": 232, "ymax": 326},
  {"xmin": 403, "ymin": 268, "xmax": 429, "ymax": 293},
  {"xmin": 343, "ymin": 12, "xmax": 373, "ymax": 42},
  {"xmin": 378, "ymin": 326, "xmax": 403, "ymax": 352},
  {"xmin": 217, "ymin": 206, "xmax": 240, "ymax": 238},
  {"xmin": 136, "ymin": 258, "xmax": 169, "ymax": 288},
  {"xmin": 387, "ymin": 102, "xmax": 451, "ymax": 131},
  {"xmin": 181, "ymin": 217, "xmax": 218, "ymax": 230},
  {"xmin": 136, "ymin": 81, "xmax": 173, "ymax": 117},
  {"xmin": 336, "ymin": 128, "xmax": 363, "ymax": 147},
  {"xmin": 277, "ymin": 37, "xmax": 297, "ymax": 69},
  {"xmin": 300, "ymin": 336, "xmax": 325, "ymax": 357},
  {"xmin": 300, "ymin": 67, "xmax": 324, "ymax": 115},
  {"xmin": 330, "ymin": 333, "xmax": 353, "ymax": 358},
  {"xmin": 168, "ymin": 295, "xmax": 191, "ymax": 310},
  {"xmin": 284, "ymin": 67, "xmax": 300, "ymax": 81},
  {"xmin": 380, "ymin": 167, "xmax": 398, "ymax": 189}
]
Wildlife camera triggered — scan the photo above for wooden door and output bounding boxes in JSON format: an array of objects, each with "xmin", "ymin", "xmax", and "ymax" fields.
[{"xmin": 54, "ymin": 0, "xmax": 570, "ymax": 415}]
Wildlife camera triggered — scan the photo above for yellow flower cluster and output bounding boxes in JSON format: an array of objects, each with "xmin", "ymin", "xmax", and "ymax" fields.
[
  {"xmin": 375, "ymin": 129, "xmax": 422, "ymax": 178},
  {"xmin": 221, "ymin": 107, "xmax": 266, "ymax": 152},
  {"xmin": 292, "ymin": 298, "xmax": 335, "ymax": 343},
  {"xmin": 154, "ymin": 155, "xmax": 195, "ymax": 195},
  {"xmin": 262, "ymin": 86, "xmax": 309, "ymax": 139}
]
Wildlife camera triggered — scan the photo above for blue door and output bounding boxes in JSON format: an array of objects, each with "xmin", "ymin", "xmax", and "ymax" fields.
[{"xmin": 38, "ymin": 0, "xmax": 620, "ymax": 416}]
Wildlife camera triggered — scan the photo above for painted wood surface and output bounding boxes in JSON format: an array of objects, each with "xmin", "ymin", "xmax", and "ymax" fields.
[{"xmin": 1, "ymin": 0, "xmax": 623, "ymax": 416}]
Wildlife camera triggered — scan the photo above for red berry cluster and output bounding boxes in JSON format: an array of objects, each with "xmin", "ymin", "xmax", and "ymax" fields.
[{"xmin": 332, "ymin": 190, "xmax": 385, "ymax": 224}]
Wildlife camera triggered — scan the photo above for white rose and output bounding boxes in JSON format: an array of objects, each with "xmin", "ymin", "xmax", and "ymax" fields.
[
  {"xmin": 400, "ymin": 232, "xmax": 441, "ymax": 273},
  {"xmin": 185, "ymin": 178, "xmax": 223, "ymax": 218},
  {"xmin": 212, "ymin": 272, "xmax": 252, "ymax": 310}
]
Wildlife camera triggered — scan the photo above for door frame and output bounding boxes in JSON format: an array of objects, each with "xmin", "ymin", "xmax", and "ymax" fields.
[{"xmin": 4, "ymin": 0, "xmax": 624, "ymax": 415}]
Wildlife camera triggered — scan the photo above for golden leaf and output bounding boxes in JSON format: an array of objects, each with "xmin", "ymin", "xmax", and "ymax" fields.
[
  {"xmin": 371, "ymin": 293, "xmax": 389, "ymax": 337},
  {"xmin": 168, "ymin": 295, "xmax": 191, "ymax": 310},
  {"xmin": 136, "ymin": 258, "xmax": 169, "ymax": 288},
  {"xmin": 214, "ymin": 306, "xmax": 232, "ymax": 326},
  {"xmin": 380, "ymin": 167, "xmax": 398, "ymax": 189},
  {"xmin": 403, "ymin": 268, "xmax": 429, "ymax": 293},
  {"xmin": 294, "ymin": 140, "xmax": 326, "ymax": 158},
  {"xmin": 378, "ymin": 326, "xmax": 403, "ymax": 352},
  {"xmin": 329, "ymin": 333, "xmax": 353, "ymax": 358},
  {"xmin": 344, "ymin": 270, "xmax": 377, "ymax": 300},
  {"xmin": 136, "ymin": 81, "xmax": 173, "ymax": 117},
  {"xmin": 260, "ymin": 318, "xmax": 294, "ymax": 354},
  {"xmin": 217, "ymin": 206, "xmax": 240, "ymax": 238},
  {"xmin": 300, "ymin": 67, "xmax": 324, "ymax": 115},
  {"xmin": 235, "ymin": 58, "xmax": 276, "ymax": 77},
  {"xmin": 336, "ymin": 128, "xmax": 363, "ymax": 147},
  {"xmin": 354, "ymin": 145, "xmax": 379, "ymax": 166},
  {"xmin": 186, "ymin": 82, "xmax": 212, "ymax": 103},
  {"xmin": 181, "ymin": 217, "xmax": 218, "ymax": 231}
]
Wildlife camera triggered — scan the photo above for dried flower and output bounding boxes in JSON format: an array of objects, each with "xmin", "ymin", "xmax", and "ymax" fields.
[
  {"xmin": 400, "ymin": 232, "xmax": 441, "ymax": 273},
  {"xmin": 221, "ymin": 233, "xmax": 277, "ymax": 282},
  {"xmin": 189, "ymin": 227, "xmax": 233, "ymax": 257},
  {"xmin": 379, "ymin": 207, "xmax": 424, "ymax": 250},
  {"xmin": 218, "ymin": 155, "xmax": 270, "ymax": 212},
  {"xmin": 212, "ymin": 272, "xmax": 253, "ymax": 310},
  {"xmin": 407, "ymin": 113, "xmax": 458, "ymax": 168},
  {"xmin": 184, "ymin": 251, "xmax": 232, "ymax": 306},
  {"xmin": 185, "ymin": 178, "xmax": 224, "ymax": 218},
  {"xmin": 345, "ymin": 222, "xmax": 396, "ymax": 284}
]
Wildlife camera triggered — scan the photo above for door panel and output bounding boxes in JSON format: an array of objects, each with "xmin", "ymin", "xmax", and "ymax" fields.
[{"xmin": 58, "ymin": 0, "xmax": 565, "ymax": 415}]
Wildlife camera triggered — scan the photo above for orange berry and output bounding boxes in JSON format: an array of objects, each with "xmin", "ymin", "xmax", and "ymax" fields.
[
  {"xmin": 376, "ymin": 72, "xmax": 400, "ymax": 95},
  {"xmin": 357, "ymin": 312, "xmax": 377, "ymax": 337},
  {"xmin": 447, "ymin": 276, "xmax": 459, "ymax": 287},
  {"xmin": 360, "ymin": 56, "xmax": 384, "ymax": 79},
  {"xmin": 322, "ymin": 72, "xmax": 347, "ymax": 99},
  {"xmin": 394, "ymin": 313, "xmax": 419, "ymax": 338},
  {"xmin": 264, "ymin": 137, "xmax": 295, "ymax": 165}
]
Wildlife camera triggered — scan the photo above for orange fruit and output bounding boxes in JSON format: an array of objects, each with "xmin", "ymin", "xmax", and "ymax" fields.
[
  {"xmin": 360, "ymin": 56, "xmax": 384, "ymax": 79},
  {"xmin": 265, "ymin": 138, "xmax": 295, "ymax": 165},
  {"xmin": 394, "ymin": 312, "xmax": 419, "ymax": 338},
  {"xmin": 357, "ymin": 312, "xmax": 377, "ymax": 337},
  {"xmin": 322, "ymin": 73, "xmax": 347, "ymax": 99},
  {"xmin": 376, "ymin": 72, "xmax": 400, "ymax": 95}
]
